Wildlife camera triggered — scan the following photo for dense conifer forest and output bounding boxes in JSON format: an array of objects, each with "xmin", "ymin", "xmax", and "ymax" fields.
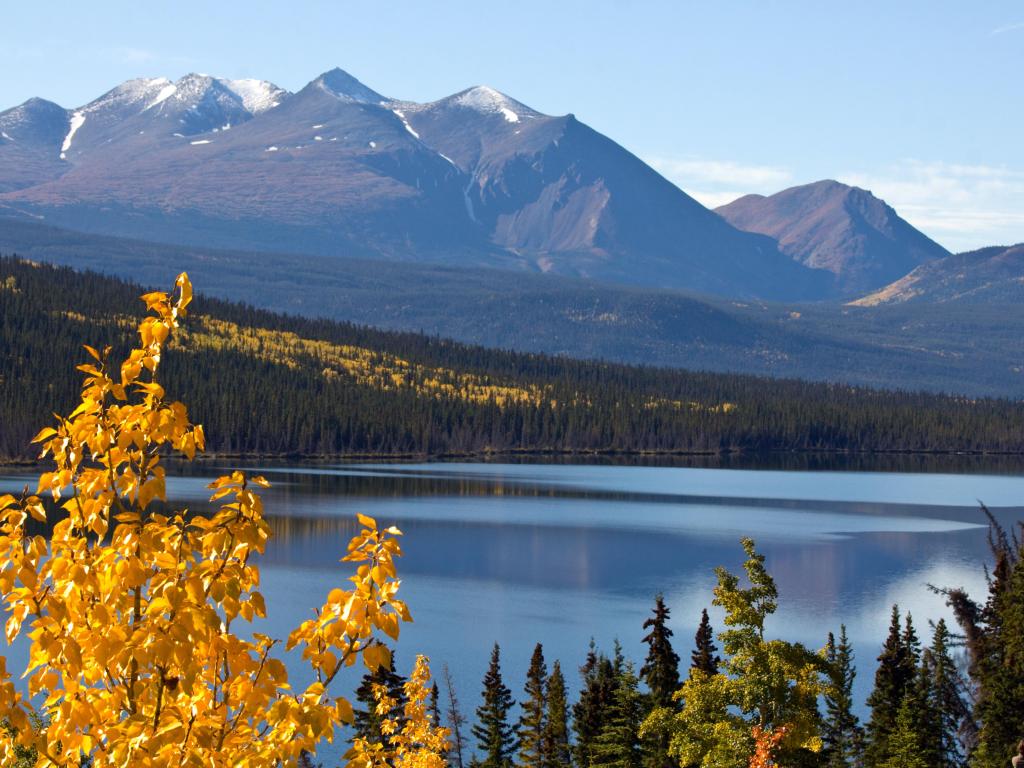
[
  {"xmin": 349, "ymin": 522, "xmax": 1024, "ymax": 768},
  {"xmin": 2, "ymin": 255, "xmax": 1024, "ymax": 462}
]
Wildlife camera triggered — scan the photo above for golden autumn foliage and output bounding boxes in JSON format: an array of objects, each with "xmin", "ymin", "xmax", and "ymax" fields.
[
  {"xmin": 0, "ymin": 273, "xmax": 447, "ymax": 767},
  {"xmin": 50, "ymin": 308, "xmax": 736, "ymax": 415},
  {"xmin": 347, "ymin": 655, "xmax": 449, "ymax": 768}
]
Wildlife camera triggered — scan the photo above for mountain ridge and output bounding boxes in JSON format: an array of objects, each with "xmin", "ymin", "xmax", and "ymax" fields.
[
  {"xmin": 852, "ymin": 242, "xmax": 1024, "ymax": 306},
  {"xmin": 716, "ymin": 179, "xmax": 950, "ymax": 296},
  {"xmin": 0, "ymin": 67, "xmax": 831, "ymax": 301}
]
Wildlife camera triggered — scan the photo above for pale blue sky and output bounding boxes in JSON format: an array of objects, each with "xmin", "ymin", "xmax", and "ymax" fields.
[{"xmin": 3, "ymin": 1, "xmax": 1022, "ymax": 250}]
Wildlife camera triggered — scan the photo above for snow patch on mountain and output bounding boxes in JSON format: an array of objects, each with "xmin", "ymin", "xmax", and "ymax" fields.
[
  {"xmin": 223, "ymin": 78, "xmax": 287, "ymax": 114},
  {"xmin": 60, "ymin": 112, "xmax": 86, "ymax": 158},
  {"xmin": 147, "ymin": 83, "xmax": 178, "ymax": 110},
  {"xmin": 391, "ymin": 109, "xmax": 420, "ymax": 139},
  {"xmin": 83, "ymin": 78, "xmax": 172, "ymax": 115},
  {"xmin": 455, "ymin": 86, "xmax": 521, "ymax": 122}
]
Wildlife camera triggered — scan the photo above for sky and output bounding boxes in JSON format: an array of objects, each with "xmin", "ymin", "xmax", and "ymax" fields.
[{"xmin": 2, "ymin": 0, "xmax": 1022, "ymax": 251}]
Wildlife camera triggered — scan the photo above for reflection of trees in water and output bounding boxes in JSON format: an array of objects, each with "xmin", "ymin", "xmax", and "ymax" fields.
[{"xmin": 171, "ymin": 451, "xmax": 1024, "ymax": 477}]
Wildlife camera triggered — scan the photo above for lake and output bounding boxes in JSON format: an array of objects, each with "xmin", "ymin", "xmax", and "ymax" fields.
[{"xmin": 0, "ymin": 458, "xmax": 1019, "ymax": 732}]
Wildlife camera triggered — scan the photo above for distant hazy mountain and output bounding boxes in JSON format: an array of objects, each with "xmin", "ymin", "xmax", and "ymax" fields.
[
  {"xmin": 0, "ymin": 68, "xmax": 830, "ymax": 301},
  {"xmin": 853, "ymin": 243, "xmax": 1024, "ymax": 306},
  {"xmin": 716, "ymin": 180, "xmax": 949, "ymax": 296}
]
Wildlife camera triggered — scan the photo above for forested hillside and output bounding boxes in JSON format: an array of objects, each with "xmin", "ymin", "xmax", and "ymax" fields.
[{"xmin": 2, "ymin": 256, "xmax": 1023, "ymax": 461}]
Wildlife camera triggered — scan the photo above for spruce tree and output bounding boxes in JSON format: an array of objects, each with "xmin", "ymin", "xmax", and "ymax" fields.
[
  {"xmin": 473, "ymin": 643, "xmax": 518, "ymax": 768},
  {"xmin": 431, "ymin": 682, "xmax": 449, "ymax": 764},
  {"xmin": 519, "ymin": 644, "xmax": 548, "ymax": 768},
  {"xmin": 938, "ymin": 510, "xmax": 1024, "ymax": 766},
  {"xmin": 444, "ymin": 663, "xmax": 469, "ymax": 768},
  {"xmin": 543, "ymin": 660, "xmax": 572, "ymax": 768},
  {"xmin": 823, "ymin": 626, "xmax": 863, "ymax": 768},
  {"xmin": 909, "ymin": 650, "xmax": 941, "ymax": 767},
  {"xmin": 879, "ymin": 697, "xmax": 929, "ymax": 768},
  {"xmin": 928, "ymin": 619, "xmax": 968, "ymax": 768},
  {"xmin": 865, "ymin": 605, "xmax": 913, "ymax": 766},
  {"xmin": 903, "ymin": 613, "xmax": 922, "ymax": 672},
  {"xmin": 591, "ymin": 660, "xmax": 644, "ymax": 768},
  {"xmin": 640, "ymin": 594, "xmax": 681, "ymax": 709},
  {"xmin": 573, "ymin": 641, "xmax": 616, "ymax": 768},
  {"xmin": 690, "ymin": 608, "xmax": 720, "ymax": 676},
  {"xmin": 353, "ymin": 654, "xmax": 408, "ymax": 748}
]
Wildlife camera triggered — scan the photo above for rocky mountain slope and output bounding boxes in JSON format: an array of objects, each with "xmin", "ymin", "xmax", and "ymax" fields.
[
  {"xmin": 853, "ymin": 243, "xmax": 1024, "ymax": 305},
  {"xmin": 716, "ymin": 180, "xmax": 949, "ymax": 296},
  {"xmin": 0, "ymin": 68, "xmax": 830, "ymax": 300}
]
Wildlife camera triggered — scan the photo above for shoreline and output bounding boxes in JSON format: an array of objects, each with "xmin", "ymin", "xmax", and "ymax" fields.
[{"xmin": 5, "ymin": 445, "xmax": 1024, "ymax": 469}]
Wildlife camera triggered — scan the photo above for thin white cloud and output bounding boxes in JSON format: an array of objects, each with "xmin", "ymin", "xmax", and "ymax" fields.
[
  {"xmin": 645, "ymin": 155, "xmax": 794, "ymax": 209},
  {"xmin": 840, "ymin": 160, "xmax": 1024, "ymax": 251},
  {"xmin": 991, "ymin": 21, "xmax": 1024, "ymax": 35}
]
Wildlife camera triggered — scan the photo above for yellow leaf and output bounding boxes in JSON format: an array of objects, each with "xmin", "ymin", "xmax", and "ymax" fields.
[{"xmin": 30, "ymin": 427, "xmax": 57, "ymax": 443}]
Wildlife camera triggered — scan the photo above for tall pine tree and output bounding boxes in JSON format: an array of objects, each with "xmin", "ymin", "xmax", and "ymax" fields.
[
  {"xmin": 641, "ymin": 594, "xmax": 681, "ymax": 709},
  {"xmin": 473, "ymin": 643, "xmax": 518, "ymax": 768},
  {"xmin": 690, "ymin": 608, "xmax": 720, "ymax": 676},
  {"xmin": 939, "ymin": 510, "xmax": 1024, "ymax": 767},
  {"xmin": 641, "ymin": 596, "xmax": 680, "ymax": 768},
  {"xmin": 443, "ymin": 663, "xmax": 468, "ymax": 768},
  {"xmin": 865, "ymin": 605, "xmax": 914, "ymax": 766},
  {"xmin": 573, "ymin": 640, "xmax": 617, "ymax": 768},
  {"xmin": 591, "ymin": 660, "xmax": 644, "ymax": 768},
  {"xmin": 928, "ymin": 619, "xmax": 968, "ymax": 768},
  {"xmin": 519, "ymin": 644, "xmax": 548, "ymax": 768},
  {"xmin": 823, "ymin": 626, "xmax": 863, "ymax": 768},
  {"xmin": 543, "ymin": 660, "xmax": 572, "ymax": 768},
  {"xmin": 878, "ymin": 697, "xmax": 929, "ymax": 768}
]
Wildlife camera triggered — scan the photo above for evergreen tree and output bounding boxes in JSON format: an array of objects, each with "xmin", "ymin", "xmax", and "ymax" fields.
[
  {"xmin": 573, "ymin": 641, "xmax": 617, "ymax": 768},
  {"xmin": 473, "ymin": 643, "xmax": 518, "ymax": 768},
  {"xmin": 690, "ymin": 608, "xmax": 720, "ymax": 676},
  {"xmin": 903, "ymin": 613, "xmax": 922, "ymax": 671},
  {"xmin": 354, "ymin": 654, "xmax": 408, "ymax": 748},
  {"xmin": 444, "ymin": 663, "xmax": 469, "ymax": 768},
  {"xmin": 878, "ymin": 697, "xmax": 929, "ymax": 768},
  {"xmin": 909, "ymin": 650, "xmax": 941, "ymax": 767},
  {"xmin": 640, "ymin": 595, "xmax": 681, "ymax": 710},
  {"xmin": 591, "ymin": 660, "xmax": 644, "ymax": 768},
  {"xmin": 928, "ymin": 619, "xmax": 968, "ymax": 768},
  {"xmin": 865, "ymin": 605, "xmax": 914, "ymax": 766},
  {"xmin": 823, "ymin": 626, "xmax": 863, "ymax": 768},
  {"xmin": 519, "ymin": 644, "xmax": 549, "ymax": 768},
  {"xmin": 431, "ymin": 682, "xmax": 449, "ymax": 764},
  {"xmin": 939, "ymin": 510, "xmax": 1024, "ymax": 767},
  {"xmin": 543, "ymin": 660, "xmax": 572, "ymax": 768}
]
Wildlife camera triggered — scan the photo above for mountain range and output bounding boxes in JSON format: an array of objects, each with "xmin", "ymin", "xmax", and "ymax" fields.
[
  {"xmin": 0, "ymin": 67, "xmax": 1021, "ymax": 396},
  {"xmin": 0, "ymin": 67, "xmax": 970, "ymax": 303}
]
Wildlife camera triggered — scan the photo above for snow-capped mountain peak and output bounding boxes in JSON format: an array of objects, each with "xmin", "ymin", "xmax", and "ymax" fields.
[
  {"xmin": 454, "ymin": 86, "xmax": 526, "ymax": 123},
  {"xmin": 312, "ymin": 68, "xmax": 386, "ymax": 104},
  {"xmin": 82, "ymin": 77, "xmax": 174, "ymax": 115}
]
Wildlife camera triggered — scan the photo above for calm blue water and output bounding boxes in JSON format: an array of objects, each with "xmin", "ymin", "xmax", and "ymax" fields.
[{"xmin": 0, "ymin": 460, "xmax": 1017, "ymax": 735}]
